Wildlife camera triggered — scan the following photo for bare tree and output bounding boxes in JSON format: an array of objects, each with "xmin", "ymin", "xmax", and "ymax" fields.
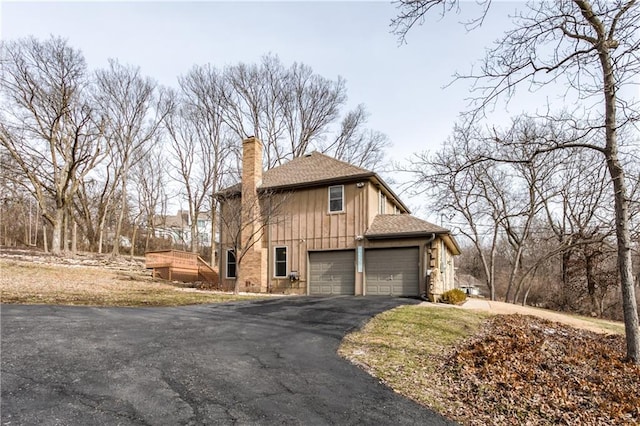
[
  {"xmin": 93, "ymin": 59, "xmax": 165, "ymax": 256},
  {"xmin": 164, "ymin": 69, "xmax": 231, "ymax": 255},
  {"xmin": 178, "ymin": 65, "xmax": 235, "ymax": 258},
  {"xmin": 322, "ymin": 104, "xmax": 392, "ymax": 169},
  {"xmin": 217, "ymin": 190, "xmax": 288, "ymax": 294},
  {"xmin": 280, "ymin": 60, "xmax": 346, "ymax": 161},
  {"xmin": 393, "ymin": 0, "xmax": 640, "ymax": 362},
  {"xmin": 0, "ymin": 36, "xmax": 104, "ymax": 254},
  {"xmin": 409, "ymin": 118, "xmax": 561, "ymax": 301},
  {"xmin": 220, "ymin": 55, "xmax": 388, "ymax": 169},
  {"xmin": 408, "ymin": 124, "xmax": 502, "ymax": 300},
  {"xmin": 131, "ymin": 145, "xmax": 168, "ymax": 252}
]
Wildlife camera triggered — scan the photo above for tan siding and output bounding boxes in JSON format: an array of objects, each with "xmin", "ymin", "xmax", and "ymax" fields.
[
  {"xmin": 365, "ymin": 182, "xmax": 378, "ymax": 227},
  {"xmin": 262, "ymin": 184, "xmax": 369, "ymax": 293},
  {"xmin": 218, "ymin": 176, "xmax": 441, "ymax": 294}
]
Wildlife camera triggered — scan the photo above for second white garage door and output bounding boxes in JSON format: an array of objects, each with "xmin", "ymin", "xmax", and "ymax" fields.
[
  {"xmin": 365, "ymin": 247, "xmax": 420, "ymax": 296},
  {"xmin": 309, "ymin": 250, "xmax": 355, "ymax": 295}
]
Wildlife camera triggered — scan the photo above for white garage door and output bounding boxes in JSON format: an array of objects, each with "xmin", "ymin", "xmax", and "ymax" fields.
[
  {"xmin": 365, "ymin": 248, "xmax": 419, "ymax": 296},
  {"xmin": 309, "ymin": 251, "xmax": 355, "ymax": 295}
]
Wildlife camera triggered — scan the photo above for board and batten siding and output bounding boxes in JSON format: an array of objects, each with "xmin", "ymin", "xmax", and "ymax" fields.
[{"xmin": 268, "ymin": 183, "xmax": 369, "ymax": 292}]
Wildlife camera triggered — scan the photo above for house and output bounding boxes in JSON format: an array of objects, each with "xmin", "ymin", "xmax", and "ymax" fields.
[
  {"xmin": 153, "ymin": 210, "xmax": 213, "ymax": 249},
  {"xmin": 216, "ymin": 137, "xmax": 460, "ymax": 300},
  {"xmin": 456, "ymin": 274, "xmax": 483, "ymax": 297}
]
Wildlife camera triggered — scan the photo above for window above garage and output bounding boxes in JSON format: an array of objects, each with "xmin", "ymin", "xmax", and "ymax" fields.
[{"xmin": 328, "ymin": 185, "xmax": 344, "ymax": 213}]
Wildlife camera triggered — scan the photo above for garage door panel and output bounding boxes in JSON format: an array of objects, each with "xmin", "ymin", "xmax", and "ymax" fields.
[
  {"xmin": 365, "ymin": 248, "xmax": 419, "ymax": 296},
  {"xmin": 309, "ymin": 251, "xmax": 355, "ymax": 295}
]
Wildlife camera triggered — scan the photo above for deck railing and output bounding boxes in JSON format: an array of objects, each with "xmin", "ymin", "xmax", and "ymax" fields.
[
  {"xmin": 146, "ymin": 249, "xmax": 198, "ymax": 269},
  {"xmin": 145, "ymin": 249, "xmax": 218, "ymax": 285}
]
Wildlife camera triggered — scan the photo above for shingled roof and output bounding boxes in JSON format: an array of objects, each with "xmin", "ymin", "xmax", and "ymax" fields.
[
  {"xmin": 261, "ymin": 152, "xmax": 373, "ymax": 189},
  {"xmin": 217, "ymin": 151, "xmax": 409, "ymax": 212},
  {"xmin": 365, "ymin": 214, "xmax": 449, "ymax": 238},
  {"xmin": 365, "ymin": 214, "xmax": 461, "ymax": 254}
]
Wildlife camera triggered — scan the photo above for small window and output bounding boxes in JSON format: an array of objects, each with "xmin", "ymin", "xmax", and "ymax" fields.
[
  {"xmin": 226, "ymin": 249, "xmax": 236, "ymax": 278},
  {"xmin": 274, "ymin": 246, "xmax": 287, "ymax": 278},
  {"xmin": 328, "ymin": 185, "xmax": 344, "ymax": 213},
  {"xmin": 379, "ymin": 191, "xmax": 387, "ymax": 214}
]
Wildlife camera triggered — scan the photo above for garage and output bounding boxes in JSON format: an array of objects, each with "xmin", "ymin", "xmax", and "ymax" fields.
[
  {"xmin": 309, "ymin": 250, "xmax": 355, "ymax": 295},
  {"xmin": 365, "ymin": 247, "xmax": 419, "ymax": 296}
]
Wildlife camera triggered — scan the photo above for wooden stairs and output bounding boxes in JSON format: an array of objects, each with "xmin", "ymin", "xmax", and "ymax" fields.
[{"xmin": 145, "ymin": 249, "xmax": 219, "ymax": 286}]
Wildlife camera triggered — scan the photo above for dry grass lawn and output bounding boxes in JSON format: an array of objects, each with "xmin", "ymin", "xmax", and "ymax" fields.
[{"xmin": 0, "ymin": 259, "xmax": 261, "ymax": 306}]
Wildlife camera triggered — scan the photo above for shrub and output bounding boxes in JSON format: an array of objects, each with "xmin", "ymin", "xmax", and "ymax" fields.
[{"xmin": 441, "ymin": 288, "xmax": 467, "ymax": 305}]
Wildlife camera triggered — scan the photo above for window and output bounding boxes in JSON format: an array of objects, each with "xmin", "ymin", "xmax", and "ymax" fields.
[
  {"xmin": 328, "ymin": 185, "xmax": 344, "ymax": 213},
  {"xmin": 379, "ymin": 190, "xmax": 387, "ymax": 214},
  {"xmin": 274, "ymin": 246, "xmax": 287, "ymax": 278},
  {"xmin": 226, "ymin": 249, "xmax": 236, "ymax": 278}
]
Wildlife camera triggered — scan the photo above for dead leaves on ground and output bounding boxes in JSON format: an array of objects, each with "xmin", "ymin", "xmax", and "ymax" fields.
[{"xmin": 444, "ymin": 315, "xmax": 640, "ymax": 425}]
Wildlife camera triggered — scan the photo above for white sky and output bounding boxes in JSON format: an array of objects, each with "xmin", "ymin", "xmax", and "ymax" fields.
[{"xmin": 3, "ymin": 1, "xmax": 633, "ymax": 220}]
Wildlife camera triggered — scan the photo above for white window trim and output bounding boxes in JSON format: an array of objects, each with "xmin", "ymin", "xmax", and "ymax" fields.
[
  {"xmin": 328, "ymin": 185, "xmax": 345, "ymax": 213},
  {"xmin": 274, "ymin": 246, "xmax": 288, "ymax": 278},
  {"xmin": 225, "ymin": 249, "xmax": 237, "ymax": 279},
  {"xmin": 379, "ymin": 190, "xmax": 387, "ymax": 214}
]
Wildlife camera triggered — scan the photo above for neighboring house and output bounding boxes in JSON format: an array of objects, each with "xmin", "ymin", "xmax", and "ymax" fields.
[
  {"xmin": 154, "ymin": 210, "xmax": 213, "ymax": 248},
  {"xmin": 456, "ymin": 274, "xmax": 483, "ymax": 297},
  {"xmin": 216, "ymin": 137, "xmax": 460, "ymax": 300}
]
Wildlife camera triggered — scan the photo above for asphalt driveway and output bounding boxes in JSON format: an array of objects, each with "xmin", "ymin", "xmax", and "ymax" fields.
[{"xmin": 1, "ymin": 296, "xmax": 454, "ymax": 425}]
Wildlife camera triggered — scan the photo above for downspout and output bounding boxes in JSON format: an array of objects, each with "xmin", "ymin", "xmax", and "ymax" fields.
[
  {"xmin": 421, "ymin": 233, "xmax": 436, "ymax": 301},
  {"xmin": 267, "ymin": 201, "xmax": 272, "ymax": 293}
]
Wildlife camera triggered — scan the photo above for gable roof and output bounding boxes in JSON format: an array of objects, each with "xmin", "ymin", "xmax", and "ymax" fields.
[
  {"xmin": 218, "ymin": 151, "xmax": 410, "ymax": 212},
  {"xmin": 262, "ymin": 152, "xmax": 373, "ymax": 189},
  {"xmin": 365, "ymin": 214, "xmax": 461, "ymax": 254}
]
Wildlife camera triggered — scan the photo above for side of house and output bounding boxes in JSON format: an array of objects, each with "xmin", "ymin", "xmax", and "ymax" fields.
[{"xmin": 217, "ymin": 137, "xmax": 460, "ymax": 300}]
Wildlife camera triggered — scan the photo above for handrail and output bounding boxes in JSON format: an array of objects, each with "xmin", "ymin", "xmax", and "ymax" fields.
[{"xmin": 145, "ymin": 249, "xmax": 218, "ymax": 286}]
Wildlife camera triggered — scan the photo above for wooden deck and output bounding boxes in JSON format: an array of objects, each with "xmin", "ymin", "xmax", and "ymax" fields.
[{"xmin": 145, "ymin": 250, "xmax": 218, "ymax": 287}]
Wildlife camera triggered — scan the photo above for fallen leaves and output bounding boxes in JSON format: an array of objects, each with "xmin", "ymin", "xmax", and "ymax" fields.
[{"xmin": 443, "ymin": 314, "xmax": 640, "ymax": 425}]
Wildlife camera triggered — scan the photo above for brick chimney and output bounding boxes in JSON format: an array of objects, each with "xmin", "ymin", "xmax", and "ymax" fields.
[{"xmin": 238, "ymin": 137, "xmax": 266, "ymax": 292}]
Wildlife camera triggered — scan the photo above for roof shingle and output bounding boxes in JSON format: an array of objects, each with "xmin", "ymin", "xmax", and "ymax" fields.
[
  {"xmin": 262, "ymin": 152, "xmax": 373, "ymax": 189},
  {"xmin": 365, "ymin": 214, "xmax": 449, "ymax": 238}
]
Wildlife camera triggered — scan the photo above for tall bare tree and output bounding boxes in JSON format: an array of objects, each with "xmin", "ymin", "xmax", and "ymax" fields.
[
  {"xmin": 394, "ymin": 0, "xmax": 640, "ymax": 363},
  {"xmin": 220, "ymin": 55, "xmax": 387, "ymax": 169},
  {"xmin": 0, "ymin": 36, "xmax": 104, "ymax": 254},
  {"xmin": 163, "ymin": 68, "xmax": 230, "ymax": 254},
  {"xmin": 93, "ymin": 59, "xmax": 165, "ymax": 256},
  {"xmin": 131, "ymin": 144, "xmax": 168, "ymax": 252},
  {"xmin": 322, "ymin": 104, "xmax": 392, "ymax": 169}
]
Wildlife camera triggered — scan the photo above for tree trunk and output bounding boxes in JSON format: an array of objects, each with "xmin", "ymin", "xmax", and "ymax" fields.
[
  {"xmin": 112, "ymin": 174, "xmax": 128, "ymax": 257},
  {"xmin": 210, "ymin": 202, "xmax": 217, "ymax": 267},
  {"xmin": 599, "ymin": 44, "xmax": 640, "ymax": 363},
  {"xmin": 51, "ymin": 208, "xmax": 63, "ymax": 254},
  {"xmin": 72, "ymin": 220, "xmax": 77, "ymax": 254},
  {"xmin": 43, "ymin": 222, "xmax": 48, "ymax": 253},
  {"xmin": 130, "ymin": 224, "xmax": 138, "ymax": 260},
  {"xmin": 191, "ymin": 221, "xmax": 198, "ymax": 253},
  {"xmin": 585, "ymin": 252, "xmax": 599, "ymax": 316}
]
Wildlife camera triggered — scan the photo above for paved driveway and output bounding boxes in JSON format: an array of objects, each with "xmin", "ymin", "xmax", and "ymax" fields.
[{"xmin": 1, "ymin": 297, "xmax": 454, "ymax": 425}]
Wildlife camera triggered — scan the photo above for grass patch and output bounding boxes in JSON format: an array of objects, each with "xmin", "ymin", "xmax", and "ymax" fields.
[
  {"xmin": 0, "ymin": 260, "xmax": 264, "ymax": 307},
  {"xmin": 571, "ymin": 315, "xmax": 626, "ymax": 334},
  {"xmin": 339, "ymin": 305, "xmax": 489, "ymax": 412}
]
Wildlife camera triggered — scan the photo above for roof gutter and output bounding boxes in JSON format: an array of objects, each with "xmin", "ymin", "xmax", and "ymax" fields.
[{"xmin": 365, "ymin": 231, "xmax": 446, "ymax": 240}]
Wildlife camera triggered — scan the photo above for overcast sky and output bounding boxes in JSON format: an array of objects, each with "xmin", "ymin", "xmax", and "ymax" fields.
[
  {"xmin": 1, "ymin": 1, "xmax": 511, "ymax": 147},
  {"xmin": 2, "ymin": 1, "xmax": 625, "ymax": 219}
]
